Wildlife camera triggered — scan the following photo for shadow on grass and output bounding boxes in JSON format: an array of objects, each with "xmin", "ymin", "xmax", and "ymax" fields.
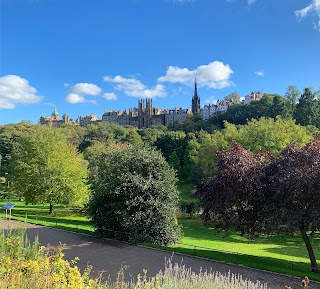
[{"xmin": 147, "ymin": 243, "xmax": 320, "ymax": 281}]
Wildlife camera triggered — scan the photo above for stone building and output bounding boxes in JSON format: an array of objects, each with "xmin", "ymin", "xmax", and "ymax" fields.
[
  {"xmin": 78, "ymin": 114, "xmax": 100, "ymax": 126},
  {"xmin": 101, "ymin": 98, "xmax": 191, "ymax": 129},
  {"xmin": 39, "ymin": 80, "xmax": 198, "ymax": 128},
  {"xmin": 39, "ymin": 107, "xmax": 73, "ymax": 128}
]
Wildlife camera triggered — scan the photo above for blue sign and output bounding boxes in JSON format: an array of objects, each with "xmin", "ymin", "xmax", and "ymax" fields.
[{"xmin": 2, "ymin": 203, "xmax": 16, "ymax": 210}]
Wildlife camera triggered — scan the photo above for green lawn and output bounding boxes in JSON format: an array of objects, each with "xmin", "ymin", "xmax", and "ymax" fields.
[
  {"xmin": 152, "ymin": 217, "xmax": 320, "ymax": 280},
  {"xmin": 1, "ymin": 200, "xmax": 319, "ymax": 281},
  {"xmin": 0, "ymin": 200, "xmax": 94, "ymax": 234},
  {"xmin": 177, "ymin": 179, "xmax": 198, "ymax": 203}
]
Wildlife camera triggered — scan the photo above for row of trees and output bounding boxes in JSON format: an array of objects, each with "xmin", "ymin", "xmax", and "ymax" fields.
[
  {"xmin": 0, "ymin": 123, "xmax": 181, "ymax": 245},
  {"xmin": 154, "ymin": 117, "xmax": 314, "ymax": 183}
]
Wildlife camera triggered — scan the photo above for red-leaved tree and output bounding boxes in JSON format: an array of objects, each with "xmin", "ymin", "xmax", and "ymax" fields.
[
  {"xmin": 261, "ymin": 140, "xmax": 320, "ymax": 273},
  {"xmin": 197, "ymin": 142, "xmax": 267, "ymax": 235}
]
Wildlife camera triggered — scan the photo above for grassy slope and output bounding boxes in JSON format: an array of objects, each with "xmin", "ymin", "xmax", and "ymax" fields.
[{"xmin": 1, "ymin": 199, "xmax": 319, "ymax": 280}]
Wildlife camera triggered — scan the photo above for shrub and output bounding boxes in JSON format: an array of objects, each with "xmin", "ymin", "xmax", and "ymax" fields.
[
  {"xmin": 87, "ymin": 145, "xmax": 182, "ymax": 245},
  {"xmin": 0, "ymin": 228, "xmax": 106, "ymax": 289}
]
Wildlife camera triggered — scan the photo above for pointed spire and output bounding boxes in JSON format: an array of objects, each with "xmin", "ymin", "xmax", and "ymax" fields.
[{"xmin": 194, "ymin": 78, "xmax": 198, "ymax": 98}]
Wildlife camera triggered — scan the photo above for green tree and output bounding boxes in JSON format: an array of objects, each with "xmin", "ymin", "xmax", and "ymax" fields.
[
  {"xmin": 87, "ymin": 145, "xmax": 181, "ymax": 245},
  {"xmin": 10, "ymin": 125, "xmax": 90, "ymax": 214},
  {"xmin": 154, "ymin": 131, "xmax": 187, "ymax": 170},
  {"xmin": 294, "ymin": 87, "xmax": 320, "ymax": 127},
  {"xmin": 236, "ymin": 117, "xmax": 312, "ymax": 155},
  {"xmin": 283, "ymin": 85, "xmax": 299, "ymax": 118}
]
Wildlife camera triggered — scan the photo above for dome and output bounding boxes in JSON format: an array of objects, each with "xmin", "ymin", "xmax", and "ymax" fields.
[{"xmin": 52, "ymin": 106, "xmax": 59, "ymax": 116}]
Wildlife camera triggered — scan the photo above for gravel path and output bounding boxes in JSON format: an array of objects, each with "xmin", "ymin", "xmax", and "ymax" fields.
[{"xmin": 1, "ymin": 219, "xmax": 319, "ymax": 289}]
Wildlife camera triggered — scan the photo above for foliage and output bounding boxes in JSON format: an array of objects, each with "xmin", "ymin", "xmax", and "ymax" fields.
[
  {"xmin": 180, "ymin": 201, "xmax": 199, "ymax": 218},
  {"xmin": 0, "ymin": 228, "xmax": 272, "ymax": 289},
  {"xmin": 208, "ymin": 94, "xmax": 279, "ymax": 127},
  {"xmin": 154, "ymin": 131, "xmax": 187, "ymax": 172},
  {"xmin": 197, "ymin": 142, "xmax": 267, "ymax": 234},
  {"xmin": 87, "ymin": 145, "xmax": 182, "ymax": 245},
  {"xmin": 283, "ymin": 85, "xmax": 300, "ymax": 118},
  {"xmin": 0, "ymin": 122, "xmax": 33, "ymax": 178},
  {"xmin": 197, "ymin": 141, "xmax": 320, "ymax": 273},
  {"xmin": 0, "ymin": 228, "xmax": 106, "ymax": 289},
  {"xmin": 79, "ymin": 122, "xmax": 142, "ymax": 151},
  {"xmin": 83, "ymin": 140, "xmax": 129, "ymax": 178},
  {"xmin": 141, "ymin": 259, "xmax": 270, "ymax": 289},
  {"xmin": 260, "ymin": 140, "xmax": 320, "ymax": 272},
  {"xmin": 2, "ymin": 200, "xmax": 319, "ymax": 280},
  {"xmin": 294, "ymin": 87, "xmax": 320, "ymax": 128},
  {"xmin": 235, "ymin": 117, "xmax": 313, "ymax": 154},
  {"xmin": 137, "ymin": 125, "xmax": 167, "ymax": 145},
  {"xmin": 9, "ymin": 125, "xmax": 90, "ymax": 214}
]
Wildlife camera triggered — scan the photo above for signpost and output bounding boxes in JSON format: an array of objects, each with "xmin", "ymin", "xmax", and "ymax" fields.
[{"xmin": 2, "ymin": 203, "xmax": 16, "ymax": 219}]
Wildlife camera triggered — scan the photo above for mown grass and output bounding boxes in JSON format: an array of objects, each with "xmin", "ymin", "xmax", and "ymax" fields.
[
  {"xmin": 148, "ymin": 217, "xmax": 320, "ymax": 281},
  {"xmin": 1, "ymin": 199, "xmax": 320, "ymax": 281},
  {"xmin": 0, "ymin": 200, "xmax": 94, "ymax": 235}
]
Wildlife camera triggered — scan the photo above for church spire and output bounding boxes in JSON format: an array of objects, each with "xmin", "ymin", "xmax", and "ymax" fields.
[
  {"xmin": 192, "ymin": 78, "xmax": 200, "ymax": 115},
  {"xmin": 194, "ymin": 78, "xmax": 198, "ymax": 98}
]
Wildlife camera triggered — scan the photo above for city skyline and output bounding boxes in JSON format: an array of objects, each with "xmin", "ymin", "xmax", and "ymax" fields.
[{"xmin": 1, "ymin": 0, "xmax": 320, "ymax": 125}]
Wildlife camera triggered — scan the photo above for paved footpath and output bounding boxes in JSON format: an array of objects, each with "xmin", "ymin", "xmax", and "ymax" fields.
[{"xmin": 1, "ymin": 219, "xmax": 319, "ymax": 289}]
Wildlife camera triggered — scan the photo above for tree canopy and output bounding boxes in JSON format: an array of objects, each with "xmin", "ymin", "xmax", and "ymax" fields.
[
  {"xmin": 87, "ymin": 145, "xmax": 181, "ymax": 245},
  {"xmin": 197, "ymin": 141, "xmax": 320, "ymax": 273},
  {"xmin": 10, "ymin": 125, "xmax": 90, "ymax": 214}
]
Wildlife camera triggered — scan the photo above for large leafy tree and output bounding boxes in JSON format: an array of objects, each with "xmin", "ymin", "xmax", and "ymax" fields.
[
  {"xmin": 261, "ymin": 140, "xmax": 320, "ymax": 273},
  {"xmin": 154, "ymin": 131, "xmax": 187, "ymax": 172},
  {"xmin": 197, "ymin": 143, "xmax": 266, "ymax": 234},
  {"xmin": 294, "ymin": 87, "xmax": 320, "ymax": 128},
  {"xmin": 283, "ymin": 85, "xmax": 300, "ymax": 118},
  {"xmin": 197, "ymin": 141, "xmax": 320, "ymax": 273},
  {"xmin": 87, "ymin": 145, "xmax": 181, "ymax": 245},
  {"xmin": 236, "ymin": 117, "xmax": 313, "ymax": 155},
  {"xmin": 10, "ymin": 125, "xmax": 90, "ymax": 214}
]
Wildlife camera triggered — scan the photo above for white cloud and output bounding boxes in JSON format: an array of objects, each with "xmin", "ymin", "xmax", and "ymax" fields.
[
  {"xmin": 103, "ymin": 75, "xmax": 166, "ymax": 98},
  {"xmin": 65, "ymin": 83, "xmax": 102, "ymax": 104},
  {"xmin": 255, "ymin": 71, "xmax": 264, "ymax": 76},
  {"xmin": 69, "ymin": 83, "xmax": 102, "ymax": 96},
  {"xmin": 295, "ymin": 0, "xmax": 320, "ymax": 31},
  {"xmin": 247, "ymin": 0, "xmax": 256, "ymax": 5},
  {"xmin": 158, "ymin": 61, "xmax": 233, "ymax": 89},
  {"xmin": 102, "ymin": 92, "xmax": 118, "ymax": 101},
  {"xmin": 0, "ymin": 75, "xmax": 42, "ymax": 109}
]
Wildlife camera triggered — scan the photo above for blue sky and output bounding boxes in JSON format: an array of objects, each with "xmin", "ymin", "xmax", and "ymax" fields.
[{"xmin": 1, "ymin": 0, "xmax": 320, "ymax": 124}]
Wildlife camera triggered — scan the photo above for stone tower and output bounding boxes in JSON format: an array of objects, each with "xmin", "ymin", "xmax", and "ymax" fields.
[
  {"xmin": 145, "ymin": 98, "xmax": 153, "ymax": 128},
  {"xmin": 138, "ymin": 99, "xmax": 144, "ymax": 129},
  {"xmin": 191, "ymin": 79, "xmax": 200, "ymax": 115}
]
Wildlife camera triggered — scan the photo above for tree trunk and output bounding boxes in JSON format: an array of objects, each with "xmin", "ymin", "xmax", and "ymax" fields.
[
  {"xmin": 299, "ymin": 223, "xmax": 320, "ymax": 273},
  {"xmin": 49, "ymin": 202, "xmax": 54, "ymax": 215}
]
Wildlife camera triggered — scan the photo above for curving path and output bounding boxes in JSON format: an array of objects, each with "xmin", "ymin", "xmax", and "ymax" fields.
[{"xmin": 1, "ymin": 219, "xmax": 319, "ymax": 289}]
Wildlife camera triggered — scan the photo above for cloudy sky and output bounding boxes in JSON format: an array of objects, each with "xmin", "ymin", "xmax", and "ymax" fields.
[{"xmin": 1, "ymin": 0, "xmax": 320, "ymax": 124}]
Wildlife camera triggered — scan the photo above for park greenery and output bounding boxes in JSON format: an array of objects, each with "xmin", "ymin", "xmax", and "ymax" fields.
[
  {"xmin": 9, "ymin": 125, "xmax": 90, "ymax": 214},
  {"xmin": 87, "ymin": 145, "xmax": 181, "ymax": 245},
  {"xmin": 0, "ymin": 85, "xmax": 320, "ymax": 277}
]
